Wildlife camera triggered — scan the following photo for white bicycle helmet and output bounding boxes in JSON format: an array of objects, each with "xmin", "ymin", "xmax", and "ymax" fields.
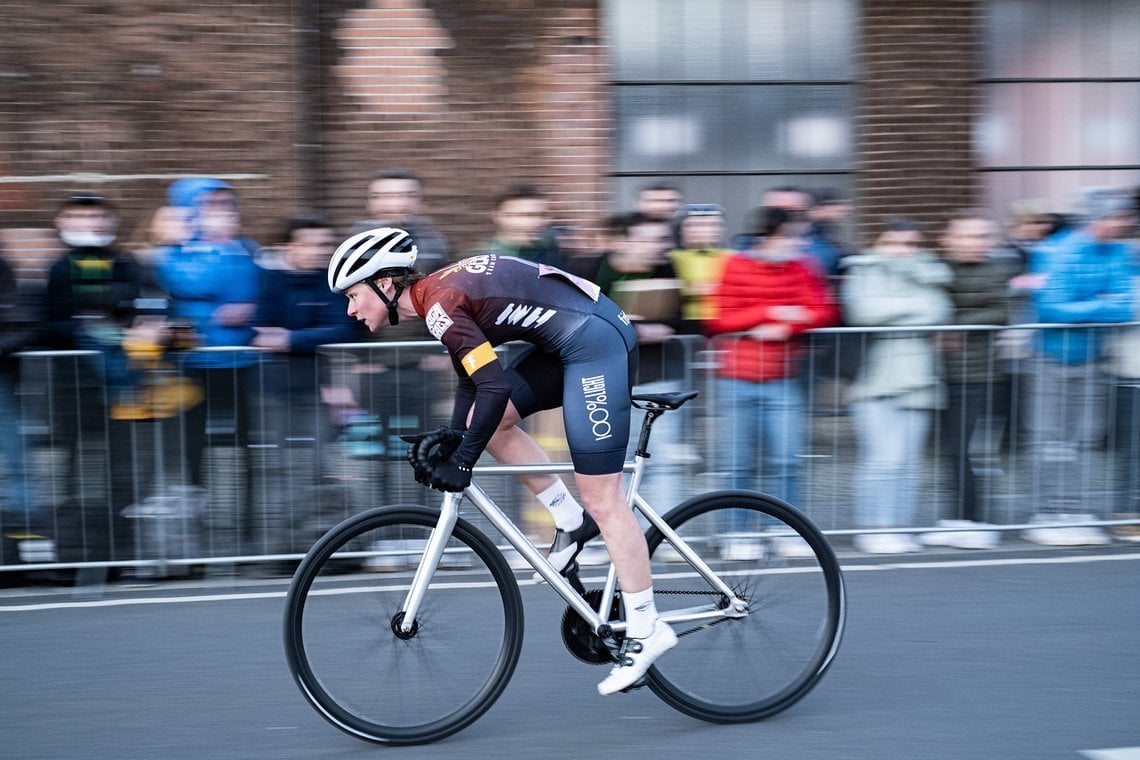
[{"xmin": 328, "ymin": 227, "xmax": 418, "ymax": 325}]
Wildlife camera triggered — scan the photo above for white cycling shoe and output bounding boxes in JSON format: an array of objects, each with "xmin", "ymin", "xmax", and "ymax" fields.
[{"xmin": 597, "ymin": 620, "xmax": 678, "ymax": 696}]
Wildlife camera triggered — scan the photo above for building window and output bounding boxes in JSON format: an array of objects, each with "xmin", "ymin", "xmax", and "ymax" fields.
[
  {"xmin": 604, "ymin": 0, "xmax": 856, "ymax": 234},
  {"xmin": 978, "ymin": 0, "xmax": 1140, "ymax": 217}
]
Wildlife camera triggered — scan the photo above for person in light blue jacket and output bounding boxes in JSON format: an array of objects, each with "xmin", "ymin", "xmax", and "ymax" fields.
[
  {"xmin": 158, "ymin": 177, "xmax": 261, "ymax": 365},
  {"xmin": 1022, "ymin": 188, "xmax": 1138, "ymax": 545},
  {"xmin": 154, "ymin": 178, "xmax": 262, "ymax": 553}
]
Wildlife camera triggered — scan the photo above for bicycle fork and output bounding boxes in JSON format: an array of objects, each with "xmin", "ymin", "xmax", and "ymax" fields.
[{"xmin": 396, "ymin": 492, "xmax": 461, "ymax": 635}]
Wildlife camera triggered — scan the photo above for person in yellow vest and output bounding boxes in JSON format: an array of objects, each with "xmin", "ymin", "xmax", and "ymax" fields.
[{"xmin": 667, "ymin": 204, "xmax": 733, "ymax": 323}]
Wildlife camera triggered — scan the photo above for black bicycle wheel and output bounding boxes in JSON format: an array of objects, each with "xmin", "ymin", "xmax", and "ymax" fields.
[
  {"xmin": 283, "ymin": 505, "xmax": 525, "ymax": 745},
  {"xmin": 643, "ymin": 490, "xmax": 845, "ymax": 722}
]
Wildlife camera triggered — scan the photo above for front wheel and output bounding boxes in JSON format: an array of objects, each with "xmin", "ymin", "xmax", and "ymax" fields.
[
  {"xmin": 643, "ymin": 490, "xmax": 845, "ymax": 723},
  {"xmin": 283, "ymin": 505, "xmax": 524, "ymax": 745}
]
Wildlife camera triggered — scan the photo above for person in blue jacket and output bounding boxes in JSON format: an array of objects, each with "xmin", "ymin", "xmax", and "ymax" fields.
[
  {"xmin": 154, "ymin": 177, "xmax": 262, "ymax": 552},
  {"xmin": 1022, "ymin": 188, "xmax": 1138, "ymax": 545}
]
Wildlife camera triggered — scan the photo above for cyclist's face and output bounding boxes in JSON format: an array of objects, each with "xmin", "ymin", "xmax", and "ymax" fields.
[{"xmin": 345, "ymin": 280, "xmax": 387, "ymax": 332}]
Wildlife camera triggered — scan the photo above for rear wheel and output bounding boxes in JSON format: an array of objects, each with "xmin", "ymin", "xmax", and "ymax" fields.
[
  {"xmin": 283, "ymin": 505, "xmax": 524, "ymax": 745},
  {"xmin": 644, "ymin": 490, "xmax": 845, "ymax": 722}
]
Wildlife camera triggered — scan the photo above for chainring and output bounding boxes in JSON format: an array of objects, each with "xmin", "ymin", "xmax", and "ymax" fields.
[{"xmin": 560, "ymin": 589, "xmax": 623, "ymax": 665}]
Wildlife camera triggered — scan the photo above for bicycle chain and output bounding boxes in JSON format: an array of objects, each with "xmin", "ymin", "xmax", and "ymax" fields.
[{"xmin": 654, "ymin": 587, "xmax": 743, "ymax": 639}]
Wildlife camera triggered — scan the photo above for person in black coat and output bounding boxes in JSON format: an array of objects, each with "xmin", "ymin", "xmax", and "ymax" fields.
[
  {"xmin": 253, "ymin": 214, "xmax": 360, "ymax": 490},
  {"xmin": 43, "ymin": 194, "xmax": 145, "ymax": 563}
]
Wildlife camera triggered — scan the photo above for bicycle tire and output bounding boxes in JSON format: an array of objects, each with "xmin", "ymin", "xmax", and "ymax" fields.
[
  {"xmin": 283, "ymin": 505, "xmax": 525, "ymax": 745},
  {"xmin": 642, "ymin": 490, "xmax": 845, "ymax": 723}
]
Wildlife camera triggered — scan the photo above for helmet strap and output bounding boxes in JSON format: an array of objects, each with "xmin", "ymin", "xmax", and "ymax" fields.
[{"xmin": 367, "ymin": 278, "xmax": 403, "ymax": 326}]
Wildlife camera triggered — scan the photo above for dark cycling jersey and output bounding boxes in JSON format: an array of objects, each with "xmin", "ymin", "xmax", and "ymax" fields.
[{"xmin": 409, "ymin": 255, "xmax": 638, "ymax": 475}]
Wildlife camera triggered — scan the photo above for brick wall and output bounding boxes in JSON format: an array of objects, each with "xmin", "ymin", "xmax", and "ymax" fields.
[
  {"xmin": 0, "ymin": 0, "xmax": 610, "ymax": 282},
  {"xmin": 856, "ymin": 0, "xmax": 981, "ymax": 245},
  {"xmin": 319, "ymin": 0, "xmax": 610, "ymax": 255},
  {"xmin": 1, "ymin": 1, "xmax": 991, "ymax": 274},
  {"xmin": 0, "ymin": 0, "xmax": 304, "ymax": 280}
]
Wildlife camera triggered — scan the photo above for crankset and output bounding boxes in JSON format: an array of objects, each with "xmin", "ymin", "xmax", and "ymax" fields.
[{"xmin": 560, "ymin": 589, "xmax": 623, "ymax": 665}]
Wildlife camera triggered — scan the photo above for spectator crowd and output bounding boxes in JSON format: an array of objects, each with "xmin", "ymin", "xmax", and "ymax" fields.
[{"xmin": 1, "ymin": 173, "xmax": 1138, "ymax": 578}]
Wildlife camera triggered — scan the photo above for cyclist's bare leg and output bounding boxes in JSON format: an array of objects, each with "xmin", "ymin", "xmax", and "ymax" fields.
[
  {"xmin": 574, "ymin": 472, "xmax": 652, "ymax": 592},
  {"xmin": 482, "ymin": 401, "xmax": 559, "ymax": 495},
  {"xmin": 483, "ymin": 403, "xmax": 651, "ymax": 591}
]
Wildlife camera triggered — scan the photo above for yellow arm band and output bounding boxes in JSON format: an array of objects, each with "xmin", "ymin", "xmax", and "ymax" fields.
[{"xmin": 460, "ymin": 342, "xmax": 497, "ymax": 376}]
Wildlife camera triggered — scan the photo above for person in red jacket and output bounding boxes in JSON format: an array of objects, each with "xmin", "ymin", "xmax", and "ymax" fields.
[{"xmin": 706, "ymin": 207, "xmax": 838, "ymax": 559}]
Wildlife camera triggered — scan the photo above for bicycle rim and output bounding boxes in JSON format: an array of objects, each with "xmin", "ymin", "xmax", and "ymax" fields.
[
  {"xmin": 283, "ymin": 506, "xmax": 524, "ymax": 745},
  {"xmin": 643, "ymin": 491, "xmax": 845, "ymax": 722}
]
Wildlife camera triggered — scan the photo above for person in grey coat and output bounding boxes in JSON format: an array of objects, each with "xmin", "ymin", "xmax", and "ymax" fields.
[{"xmin": 841, "ymin": 220, "xmax": 953, "ymax": 554}]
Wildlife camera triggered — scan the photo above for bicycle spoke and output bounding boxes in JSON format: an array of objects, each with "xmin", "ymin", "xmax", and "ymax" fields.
[
  {"xmin": 284, "ymin": 507, "xmax": 524, "ymax": 745},
  {"xmin": 643, "ymin": 492, "xmax": 845, "ymax": 722}
]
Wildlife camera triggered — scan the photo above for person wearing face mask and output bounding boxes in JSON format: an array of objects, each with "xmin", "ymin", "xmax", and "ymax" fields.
[
  {"xmin": 154, "ymin": 178, "xmax": 262, "ymax": 558},
  {"xmin": 705, "ymin": 207, "xmax": 839, "ymax": 560},
  {"xmin": 43, "ymin": 194, "xmax": 147, "ymax": 569}
]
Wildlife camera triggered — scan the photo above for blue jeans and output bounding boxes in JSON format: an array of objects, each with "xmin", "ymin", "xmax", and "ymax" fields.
[
  {"xmin": 0, "ymin": 373, "xmax": 36, "ymax": 521},
  {"xmin": 850, "ymin": 399, "xmax": 931, "ymax": 528},
  {"xmin": 716, "ymin": 376, "xmax": 805, "ymax": 533}
]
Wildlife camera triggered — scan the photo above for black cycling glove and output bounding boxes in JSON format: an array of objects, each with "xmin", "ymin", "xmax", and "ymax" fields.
[
  {"xmin": 404, "ymin": 427, "xmax": 464, "ymax": 486},
  {"xmin": 429, "ymin": 458, "xmax": 473, "ymax": 492}
]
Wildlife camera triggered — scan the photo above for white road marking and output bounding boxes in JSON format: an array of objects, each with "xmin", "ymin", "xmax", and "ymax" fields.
[
  {"xmin": 1, "ymin": 550, "xmax": 1137, "ymax": 613},
  {"xmin": 1080, "ymin": 748, "xmax": 1140, "ymax": 760}
]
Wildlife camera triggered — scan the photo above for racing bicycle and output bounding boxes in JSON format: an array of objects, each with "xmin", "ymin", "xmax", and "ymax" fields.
[{"xmin": 283, "ymin": 390, "xmax": 846, "ymax": 745}]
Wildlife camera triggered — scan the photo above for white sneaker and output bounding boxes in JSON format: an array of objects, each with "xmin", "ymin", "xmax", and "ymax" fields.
[
  {"xmin": 896, "ymin": 533, "xmax": 924, "ymax": 553},
  {"xmin": 921, "ymin": 520, "xmax": 1000, "ymax": 550},
  {"xmin": 597, "ymin": 620, "xmax": 678, "ymax": 696},
  {"xmin": 1022, "ymin": 514, "xmax": 1111, "ymax": 547},
  {"xmin": 719, "ymin": 534, "xmax": 765, "ymax": 561},
  {"xmin": 577, "ymin": 543, "xmax": 611, "ymax": 567},
  {"xmin": 945, "ymin": 522, "xmax": 1000, "ymax": 550},
  {"xmin": 854, "ymin": 533, "xmax": 913, "ymax": 555},
  {"xmin": 767, "ymin": 533, "xmax": 816, "ymax": 559}
]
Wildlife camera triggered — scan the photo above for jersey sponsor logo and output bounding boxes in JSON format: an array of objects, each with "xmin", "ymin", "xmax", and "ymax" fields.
[
  {"xmin": 617, "ymin": 310, "xmax": 631, "ymax": 326},
  {"xmin": 494, "ymin": 303, "xmax": 558, "ymax": 329},
  {"xmin": 439, "ymin": 255, "xmax": 496, "ymax": 279},
  {"xmin": 460, "ymin": 341, "xmax": 498, "ymax": 376},
  {"xmin": 580, "ymin": 374, "xmax": 612, "ymax": 442},
  {"xmin": 425, "ymin": 302, "xmax": 454, "ymax": 339}
]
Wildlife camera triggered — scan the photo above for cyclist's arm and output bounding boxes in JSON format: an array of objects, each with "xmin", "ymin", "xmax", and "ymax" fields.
[{"xmin": 440, "ymin": 323, "xmax": 511, "ymax": 467}]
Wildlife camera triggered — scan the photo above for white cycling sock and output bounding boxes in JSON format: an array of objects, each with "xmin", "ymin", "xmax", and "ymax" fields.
[
  {"xmin": 537, "ymin": 479, "xmax": 584, "ymax": 531},
  {"xmin": 623, "ymin": 587, "xmax": 658, "ymax": 639}
]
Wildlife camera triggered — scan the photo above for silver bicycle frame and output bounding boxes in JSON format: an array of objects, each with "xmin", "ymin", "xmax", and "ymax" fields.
[{"xmin": 397, "ymin": 454, "xmax": 747, "ymax": 636}]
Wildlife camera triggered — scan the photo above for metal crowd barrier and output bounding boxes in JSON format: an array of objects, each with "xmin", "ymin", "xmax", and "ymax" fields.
[{"xmin": 1, "ymin": 323, "xmax": 1137, "ymax": 580}]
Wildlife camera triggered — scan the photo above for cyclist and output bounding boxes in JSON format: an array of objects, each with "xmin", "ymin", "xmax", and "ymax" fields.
[{"xmin": 328, "ymin": 227, "xmax": 676, "ymax": 695}]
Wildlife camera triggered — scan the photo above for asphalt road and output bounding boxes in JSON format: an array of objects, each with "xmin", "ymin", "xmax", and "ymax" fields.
[{"xmin": 2, "ymin": 546, "xmax": 1138, "ymax": 760}]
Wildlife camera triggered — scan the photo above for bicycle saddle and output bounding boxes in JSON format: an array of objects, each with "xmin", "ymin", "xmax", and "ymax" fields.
[{"xmin": 630, "ymin": 389, "xmax": 699, "ymax": 410}]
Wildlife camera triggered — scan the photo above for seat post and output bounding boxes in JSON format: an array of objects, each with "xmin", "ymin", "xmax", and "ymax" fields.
[{"xmin": 635, "ymin": 406, "xmax": 665, "ymax": 459}]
